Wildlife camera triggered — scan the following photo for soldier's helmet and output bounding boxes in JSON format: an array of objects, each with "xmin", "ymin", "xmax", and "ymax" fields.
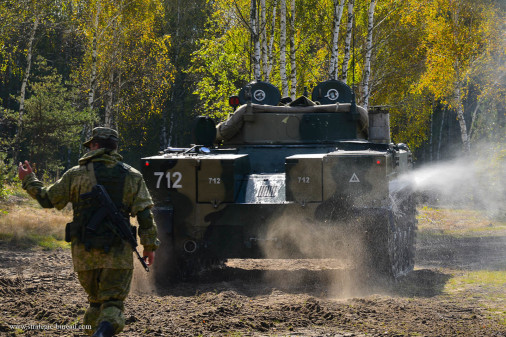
[{"xmin": 83, "ymin": 127, "xmax": 119, "ymax": 148}]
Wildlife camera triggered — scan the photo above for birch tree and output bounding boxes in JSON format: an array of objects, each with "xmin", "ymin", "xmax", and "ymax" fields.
[
  {"xmin": 87, "ymin": 0, "xmax": 100, "ymax": 114},
  {"xmin": 250, "ymin": 0, "xmax": 261, "ymax": 81},
  {"xmin": 260, "ymin": 0, "xmax": 268, "ymax": 80},
  {"xmin": 289, "ymin": 0, "xmax": 297, "ymax": 98},
  {"xmin": 279, "ymin": 0, "xmax": 288, "ymax": 97},
  {"xmin": 328, "ymin": 0, "xmax": 345, "ymax": 81},
  {"xmin": 415, "ymin": 0, "xmax": 498, "ymax": 152},
  {"xmin": 12, "ymin": 15, "xmax": 39, "ymax": 164},
  {"xmin": 73, "ymin": 0, "xmax": 173, "ymax": 146},
  {"xmin": 341, "ymin": 0, "xmax": 354, "ymax": 83},
  {"xmin": 266, "ymin": 0, "xmax": 278, "ymax": 82},
  {"xmin": 361, "ymin": 0, "xmax": 376, "ymax": 111}
]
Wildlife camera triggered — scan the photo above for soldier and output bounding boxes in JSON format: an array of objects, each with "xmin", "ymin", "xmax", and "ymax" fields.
[{"xmin": 18, "ymin": 127, "xmax": 160, "ymax": 337}]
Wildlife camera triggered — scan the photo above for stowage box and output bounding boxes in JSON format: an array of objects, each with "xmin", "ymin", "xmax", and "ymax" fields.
[
  {"xmin": 197, "ymin": 154, "xmax": 250, "ymax": 204},
  {"xmin": 285, "ymin": 154, "xmax": 325, "ymax": 203}
]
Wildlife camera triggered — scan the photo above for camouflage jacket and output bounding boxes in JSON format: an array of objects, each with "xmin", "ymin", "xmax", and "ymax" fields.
[{"xmin": 22, "ymin": 149, "xmax": 160, "ymax": 271}]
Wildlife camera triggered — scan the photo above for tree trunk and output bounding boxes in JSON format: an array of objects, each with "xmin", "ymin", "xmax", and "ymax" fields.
[
  {"xmin": 289, "ymin": 0, "xmax": 296, "ymax": 99},
  {"xmin": 361, "ymin": 0, "xmax": 376, "ymax": 111},
  {"xmin": 437, "ymin": 109, "xmax": 445, "ymax": 161},
  {"xmin": 454, "ymin": 85, "xmax": 470, "ymax": 152},
  {"xmin": 88, "ymin": 0, "xmax": 101, "ymax": 112},
  {"xmin": 468, "ymin": 101, "xmax": 480, "ymax": 140},
  {"xmin": 260, "ymin": 0, "xmax": 267, "ymax": 80},
  {"xmin": 280, "ymin": 0, "xmax": 288, "ymax": 97},
  {"xmin": 266, "ymin": 0, "xmax": 278, "ymax": 83},
  {"xmin": 429, "ymin": 110, "xmax": 433, "ymax": 162},
  {"xmin": 13, "ymin": 15, "xmax": 39, "ymax": 164},
  {"xmin": 341, "ymin": 0, "xmax": 354, "ymax": 83},
  {"xmin": 329, "ymin": 0, "xmax": 345, "ymax": 81},
  {"xmin": 251, "ymin": 0, "xmax": 261, "ymax": 81},
  {"xmin": 104, "ymin": 71, "xmax": 114, "ymax": 127}
]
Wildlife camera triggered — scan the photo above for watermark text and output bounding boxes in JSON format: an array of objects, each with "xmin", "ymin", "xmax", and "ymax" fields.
[{"xmin": 9, "ymin": 323, "xmax": 91, "ymax": 331}]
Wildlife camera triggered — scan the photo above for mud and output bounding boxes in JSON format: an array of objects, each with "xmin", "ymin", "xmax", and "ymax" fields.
[{"xmin": 1, "ymin": 223, "xmax": 505, "ymax": 336}]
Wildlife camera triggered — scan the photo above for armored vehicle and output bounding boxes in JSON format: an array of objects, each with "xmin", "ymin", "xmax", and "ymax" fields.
[{"xmin": 142, "ymin": 80, "xmax": 416, "ymax": 281}]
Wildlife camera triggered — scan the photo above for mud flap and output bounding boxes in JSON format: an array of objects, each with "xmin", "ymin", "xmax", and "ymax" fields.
[{"xmin": 152, "ymin": 206, "xmax": 174, "ymax": 235}]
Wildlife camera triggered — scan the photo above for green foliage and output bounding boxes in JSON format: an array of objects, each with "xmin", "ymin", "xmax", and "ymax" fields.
[
  {"xmin": 190, "ymin": 0, "xmax": 251, "ymax": 119},
  {"xmin": 190, "ymin": 0, "xmax": 505, "ymax": 156},
  {"xmin": 70, "ymin": 0, "xmax": 174, "ymax": 151},
  {"xmin": 0, "ymin": 0, "xmax": 504, "ymax": 166},
  {"xmin": 190, "ymin": 0, "xmax": 344, "ymax": 119},
  {"xmin": 0, "ymin": 152, "xmax": 16, "ymax": 200},
  {"xmin": 22, "ymin": 56, "xmax": 97, "ymax": 175}
]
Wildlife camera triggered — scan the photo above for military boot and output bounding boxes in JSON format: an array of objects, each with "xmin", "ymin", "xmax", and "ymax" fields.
[{"xmin": 91, "ymin": 321, "xmax": 114, "ymax": 337}]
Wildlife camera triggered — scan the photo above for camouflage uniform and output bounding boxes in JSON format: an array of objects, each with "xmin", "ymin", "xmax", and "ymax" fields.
[{"xmin": 22, "ymin": 130, "xmax": 159, "ymax": 335}]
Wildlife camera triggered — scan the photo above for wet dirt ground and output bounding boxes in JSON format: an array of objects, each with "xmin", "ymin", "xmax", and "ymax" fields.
[{"xmin": 1, "ymin": 211, "xmax": 505, "ymax": 336}]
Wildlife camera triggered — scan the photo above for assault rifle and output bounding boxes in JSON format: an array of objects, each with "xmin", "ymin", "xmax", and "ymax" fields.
[{"xmin": 80, "ymin": 184, "xmax": 150, "ymax": 272}]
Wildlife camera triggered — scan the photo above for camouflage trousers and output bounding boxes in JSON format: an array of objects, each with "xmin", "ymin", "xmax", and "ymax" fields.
[{"xmin": 77, "ymin": 268, "xmax": 133, "ymax": 336}]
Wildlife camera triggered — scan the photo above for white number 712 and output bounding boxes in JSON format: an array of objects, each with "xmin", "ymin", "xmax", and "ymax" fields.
[{"xmin": 154, "ymin": 171, "xmax": 183, "ymax": 189}]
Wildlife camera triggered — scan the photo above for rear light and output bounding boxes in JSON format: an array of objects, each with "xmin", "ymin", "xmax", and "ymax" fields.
[
  {"xmin": 145, "ymin": 161, "xmax": 150, "ymax": 167},
  {"xmin": 376, "ymin": 159, "xmax": 381, "ymax": 165},
  {"xmin": 229, "ymin": 95, "xmax": 240, "ymax": 110}
]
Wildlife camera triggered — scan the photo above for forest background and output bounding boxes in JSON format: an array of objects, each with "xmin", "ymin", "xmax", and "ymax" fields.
[{"xmin": 0, "ymin": 0, "xmax": 504, "ymax": 189}]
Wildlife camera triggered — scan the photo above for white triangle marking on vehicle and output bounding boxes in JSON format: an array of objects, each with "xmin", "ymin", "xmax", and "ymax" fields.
[{"xmin": 349, "ymin": 173, "xmax": 360, "ymax": 183}]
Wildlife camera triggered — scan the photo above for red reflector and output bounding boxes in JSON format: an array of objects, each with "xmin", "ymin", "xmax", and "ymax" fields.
[
  {"xmin": 229, "ymin": 96, "xmax": 240, "ymax": 108},
  {"xmin": 376, "ymin": 160, "xmax": 381, "ymax": 164},
  {"xmin": 145, "ymin": 161, "xmax": 150, "ymax": 166}
]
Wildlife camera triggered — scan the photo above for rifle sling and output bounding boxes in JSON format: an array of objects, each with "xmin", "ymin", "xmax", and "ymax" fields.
[{"xmin": 86, "ymin": 162, "xmax": 97, "ymax": 186}]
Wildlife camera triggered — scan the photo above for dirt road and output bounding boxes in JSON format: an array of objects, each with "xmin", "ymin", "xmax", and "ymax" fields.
[{"xmin": 1, "ymin": 209, "xmax": 505, "ymax": 336}]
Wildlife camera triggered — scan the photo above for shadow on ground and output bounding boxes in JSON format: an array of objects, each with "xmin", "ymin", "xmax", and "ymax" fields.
[
  {"xmin": 416, "ymin": 234, "xmax": 506, "ymax": 270},
  {"xmin": 154, "ymin": 265, "xmax": 452, "ymax": 300}
]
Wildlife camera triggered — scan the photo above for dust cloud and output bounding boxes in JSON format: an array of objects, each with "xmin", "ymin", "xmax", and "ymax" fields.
[
  {"xmin": 258, "ymin": 208, "xmax": 373, "ymax": 299},
  {"xmin": 131, "ymin": 247, "xmax": 157, "ymax": 294}
]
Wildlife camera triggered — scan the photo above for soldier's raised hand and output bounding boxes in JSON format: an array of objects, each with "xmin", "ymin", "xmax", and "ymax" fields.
[{"xmin": 18, "ymin": 160, "xmax": 33, "ymax": 181}]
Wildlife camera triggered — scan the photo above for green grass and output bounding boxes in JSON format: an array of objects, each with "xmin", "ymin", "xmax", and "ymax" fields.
[
  {"xmin": 446, "ymin": 270, "xmax": 506, "ymax": 288},
  {"xmin": 445, "ymin": 271, "xmax": 506, "ymax": 325},
  {"xmin": 417, "ymin": 207, "xmax": 506, "ymax": 238},
  {"xmin": 0, "ymin": 232, "xmax": 70, "ymax": 250}
]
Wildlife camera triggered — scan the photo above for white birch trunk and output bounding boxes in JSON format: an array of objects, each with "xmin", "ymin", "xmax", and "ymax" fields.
[
  {"xmin": 341, "ymin": 0, "xmax": 354, "ymax": 82},
  {"xmin": 468, "ymin": 102, "xmax": 480, "ymax": 140},
  {"xmin": 260, "ymin": 0, "xmax": 268, "ymax": 80},
  {"xmin": 329, "ymin": 0, "xmax": 345, "ymax": 81},
  {"xmin": 429, "ymin": 111, "xmax": 433, "ymax": 162},
  {"xmin": 437, "ymin": 109, "xmax": 445, "ymax": 161},
  {"xmin": 88, "ymin": 1, "xmax": 101, "ymax": 112},
  {"xmin": 454, "ymin": 85, "xmax": 470, "ymax": 152},
  {"xmin": 104, "ymin": 71, "xmax": 114, "ymax": 127},
  {"xmin": 13, "ymin": 15, "xmax": 39, "ymax": 163},
  {"xmin": 168, "ymin": 109, "xmax": 175, "ymax": 147},
  {"xmin": 289, "ymin": 0, "xmax": 296, "ymax": 98},
  {"xmin": 266, "ymin": 0, "xmax": 278, "ymax": 82},
  {"xmin": 280, "ymin": 0, "xmax": 288, "ymax": 97},
  {"xmin": 251, "ymin": 0, "xmax": 261, "ymax": 81},
  {"xmin": 361, "ymin": 0, "xmax": 376, "ymax": 111}
]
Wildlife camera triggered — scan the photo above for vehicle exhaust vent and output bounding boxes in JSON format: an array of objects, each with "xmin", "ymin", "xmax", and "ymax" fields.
[{"xmin": 257, "ymin": 185, "xmax": 279, "ymax": 197}]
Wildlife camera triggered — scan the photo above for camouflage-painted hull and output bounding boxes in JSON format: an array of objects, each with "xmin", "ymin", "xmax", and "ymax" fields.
[{"xmin": 142, "ymin": 142, "xmax": 416, "ymax": 280}]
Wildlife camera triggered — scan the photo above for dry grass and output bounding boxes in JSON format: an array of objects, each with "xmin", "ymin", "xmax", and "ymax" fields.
[
  {"xmin": 417, "ymin": 206, "xmax": 506, "ymax": 237},
  {"xmin": 0, "ymin": 187, "xmax": 141, "ymax": 250},
  {"xmin": 0, "ymin": 196, "xmax": 72, "ymax": 249}
]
